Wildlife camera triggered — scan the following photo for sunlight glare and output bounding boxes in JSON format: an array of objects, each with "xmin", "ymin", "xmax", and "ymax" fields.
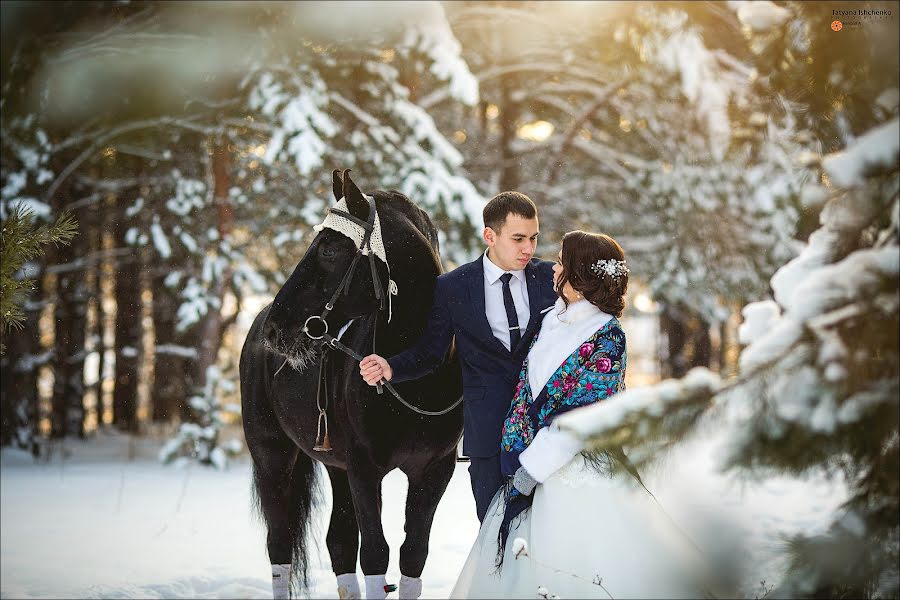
[
  {"xmin": 633, "ymin": 292, "xmax": 658, "ymax": 313},
  {"xmin": 517, "ymin": 120, "xmax": 554, "ymax": 142}
]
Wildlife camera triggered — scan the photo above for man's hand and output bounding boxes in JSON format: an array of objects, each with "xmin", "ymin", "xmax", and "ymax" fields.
[{"xmin": 360, "ymin": 354, "xmax": 392, "ymax": 386}]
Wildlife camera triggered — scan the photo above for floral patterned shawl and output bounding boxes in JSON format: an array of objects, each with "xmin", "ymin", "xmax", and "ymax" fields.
[{"xmin": 495, "ymin": 318, "xmax": 627, "ymax": 557}]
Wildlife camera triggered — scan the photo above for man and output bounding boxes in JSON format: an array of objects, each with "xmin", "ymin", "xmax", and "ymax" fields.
[{"xmin": 359, "ymin": 192, "xmax": 557, "ymax": 522}]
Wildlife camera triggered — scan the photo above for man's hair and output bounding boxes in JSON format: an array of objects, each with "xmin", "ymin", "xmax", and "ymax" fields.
[{"xmin": 482, "ymin": 191, "xmax": 537, "ymax": 232}]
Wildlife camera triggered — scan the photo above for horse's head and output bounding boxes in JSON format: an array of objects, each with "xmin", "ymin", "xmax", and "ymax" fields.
[{"xmin": 263, "ymin": 169, "xmax": 409, "ymax": 369}]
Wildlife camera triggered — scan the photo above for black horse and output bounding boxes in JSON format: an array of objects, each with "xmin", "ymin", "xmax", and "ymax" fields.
[{"xmin": 240, "ymin": 169, "xmax": 463, "ymax": 599}]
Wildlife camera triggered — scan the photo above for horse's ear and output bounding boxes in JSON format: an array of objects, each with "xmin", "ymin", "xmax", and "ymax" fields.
[
  {"xmin": 342, "ymin": 169, "xmax": 370, "ymax": 220},
  {"xmin": 332, "ymin": 169, "xmax": 344, "ymax": 201}
]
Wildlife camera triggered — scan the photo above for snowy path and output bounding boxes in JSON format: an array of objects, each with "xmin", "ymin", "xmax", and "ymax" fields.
[{"xmin": 1, "ymin": 431, "xmax": 845, "ymax": 599}]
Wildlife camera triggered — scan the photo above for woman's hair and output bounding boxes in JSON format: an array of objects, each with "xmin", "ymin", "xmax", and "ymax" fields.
[{"xmin": 556, "ymin": 230, "xmax": 628, "ymax": 317}]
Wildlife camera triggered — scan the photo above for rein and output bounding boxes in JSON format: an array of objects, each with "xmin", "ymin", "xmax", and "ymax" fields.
[{"xmin": 275, "ymin": 195, "xmax": 462, "ymax": 451}]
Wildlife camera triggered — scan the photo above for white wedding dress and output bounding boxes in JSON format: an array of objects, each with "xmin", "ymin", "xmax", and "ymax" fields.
[{"xmin": 450, "ymin": 453, "xmax": 711, "ymax": 599}]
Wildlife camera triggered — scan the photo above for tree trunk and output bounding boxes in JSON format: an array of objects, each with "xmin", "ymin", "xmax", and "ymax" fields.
[
  {"xmin": 93, "ymin": 195, "xmax": 118, "ymax": 427},
  {"xmin": 0, "ymin": 266, "xmax": 47, "ymax": 454},
  {"xmin": 87, "ymin": 198, "xmax": 111, "ymax": 427},
  {"xmin": 498, "ymin": 70, "xmax": 520, "ymax": 191},
  {"xmin": 718, "ymin": 318, "xmax": 729, "ymax": 374},
  {"xmin": 659, "ymin": 304, "xmax": 688, "ymax": 379},
  {"xmin": 150, "ymin": 276, "xmax": 191, "ymax": 422},
  {"xmin": 691, "ymin": 317, "xmax": 712, "ymax": 370},
  {"xmin": 50, "ymin": 201, "xmax": 89, "ymax": 438},
  {"xmin": 112, "ymin": 196, "xmax": 142, "ymax": 433},
  {"xmin": 191, "ymin": 137, "xmax": 234, "ymax": 393}
]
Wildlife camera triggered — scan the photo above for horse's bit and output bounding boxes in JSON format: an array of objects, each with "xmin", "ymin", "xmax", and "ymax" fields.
[{"xmin": 283, "ymin": 196, "xmax": 463, "ymax": 451}]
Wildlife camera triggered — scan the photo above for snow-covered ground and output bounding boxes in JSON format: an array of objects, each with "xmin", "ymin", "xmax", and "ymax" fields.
[{"xmin": 1, "ymin": 428, "xmax": 846, "ymax": 599}]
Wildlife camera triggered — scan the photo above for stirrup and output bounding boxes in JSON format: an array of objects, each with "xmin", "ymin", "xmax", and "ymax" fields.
[{"xmin": 313, "ymin": 409, "xmax": 333, "ymax": 452}]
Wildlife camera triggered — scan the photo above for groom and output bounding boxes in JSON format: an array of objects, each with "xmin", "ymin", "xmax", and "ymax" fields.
[{"xmin": 360, "ymin": 192, "xmax": 557, "ymax": 522}]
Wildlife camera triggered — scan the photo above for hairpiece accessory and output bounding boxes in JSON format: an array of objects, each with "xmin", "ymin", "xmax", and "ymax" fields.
[{"xmin": 590, "ymin": 258, "xmax": 629, "ymax": 280}]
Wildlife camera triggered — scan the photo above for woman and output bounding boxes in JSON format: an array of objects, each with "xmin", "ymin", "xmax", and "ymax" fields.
[{"xmin": 451, "ymin": 231, "xmax": 709, "ymax": 599}]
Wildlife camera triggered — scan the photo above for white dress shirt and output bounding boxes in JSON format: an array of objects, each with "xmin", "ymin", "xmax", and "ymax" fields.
[{"xmin": 482, "ymin": 250, "xmax": 531, "ymax": 351}]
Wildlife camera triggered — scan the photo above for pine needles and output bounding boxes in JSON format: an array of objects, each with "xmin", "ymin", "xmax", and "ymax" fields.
[{"xmin": 0, "ymin": 202, "xmax": 78, "ymax": 354}]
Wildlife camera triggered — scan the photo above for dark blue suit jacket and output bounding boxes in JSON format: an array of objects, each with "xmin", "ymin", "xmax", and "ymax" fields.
[{"xmin": 388, "ymin": 256, "xmax": 557, "ymax": 457}]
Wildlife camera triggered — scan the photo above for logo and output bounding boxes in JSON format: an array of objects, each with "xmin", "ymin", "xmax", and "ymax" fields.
[{"xmin": 831, "ymin": 20, "xmax": 843, "ymax": 30}]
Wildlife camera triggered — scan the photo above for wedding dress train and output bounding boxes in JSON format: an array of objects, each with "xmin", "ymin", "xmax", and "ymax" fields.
[{"xmin": 451, "ymin": 454, "xmax": 710, "ymax": 599}]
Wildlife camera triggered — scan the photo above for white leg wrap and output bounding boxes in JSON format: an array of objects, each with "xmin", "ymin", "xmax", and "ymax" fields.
[
  {"xmin": 272, "ymin": 564, "xmax": 291, "ymax": 600},
  {"xmin": 364, "ymin": 574, "xmax": 388, "ymax": 599},
  {"xmin": 398, "ymin": 575, "xmax": 422, "ymax": 599},
  {"xmin": 337, "ymin": 572, "xmax": 361, "ymax": 599}
]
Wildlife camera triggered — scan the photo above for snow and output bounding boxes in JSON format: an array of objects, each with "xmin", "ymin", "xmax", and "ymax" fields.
[
  {"xmin": 652, "ymin": 27, "xmax": 734, "ymax": 160},
  {"xmin": 2, "ymin": 197, "xmax": 51, "ymax": 219},
  {"xmin": 785, "ymin": 245, "xmax": 900, "ymax": 321},
  {"xmin": 13, "ymin": 350, "xmax": 54, "ymax": 373},
  {"xmin": 177, "ymin": 278, "xmax": 209, "ymax": 332},
  {"xmin": 875, "ymin": 87, "xmax": 899, "ymax": 113},
  {"xmin": 0, "ymin": 434, "xmax": 478, "ymax": 600},
  {"xmin": 799, "ymin": 182, "xmax": 827, "ymax": 209},
  {"xmin": 556, "ymin": 367, "xmax": 721, "ymax": 439},
  {"xmin": 151, "ymin": 220, "xmax": 173, "ymax": 259},
  {"xmin": 179, "ymin": 232, "xmax": 198, "ymax": 253},
  {"xmin": 733, "ymin": 1, "xmax": 792, "ymax": 32},
  {"xmin": 1, "ymin": 429, "xmax": 846, "ymax": 599},
  {"xmin": 770, "ymin": 227, "xmax": 841, "ymax": 309},
  {"xmin": 738, "ymin": 318, "xmax": 803, "ymax": 373},
  {"xmin": 770, "ymin": 366, "xmax": 820, "ymax": 423},
  {"xmin": 404, "ymin": 2, "xmax": 479, "ymax": 107},
  {"xmin": 125, "ymin": 197, "xmax": 144, "ymax": 218},
  {"xmin": 166, "ymin": 177, "xmax": 206, "ymax": 216},
  {"xmin": 822, "ymin": 118, "xmax": 900, "ymax": 188},
  {"xmin": 1, "ymin": 170, "xmax": 27, "ymax": 198},
  {"xmin": 738, "ymin": 300, "xmax": 781, "ymax": 345}
]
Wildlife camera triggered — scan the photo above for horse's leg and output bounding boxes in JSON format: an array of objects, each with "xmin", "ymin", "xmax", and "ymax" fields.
[
  {"xmin": 249, "ymin": 436, "xmax": 318, "ymax": 599},
  {"xmin": 346, "ymin": 457, "xmax": 390, "ymax": 599},
  {"xmin": 326, "ymin": 466, "xmax": 361, "ymax": 599},
  {"xmin": 250, "ymin": 437, "xmax": 298, "ymax": 599},
  {"xmin": 398, "ymin": 451, "xmax": 457, "ymax": 599}
]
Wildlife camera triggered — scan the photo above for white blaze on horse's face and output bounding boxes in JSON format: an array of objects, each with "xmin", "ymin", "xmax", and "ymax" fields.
[{"xmin": 484, "ymin": 214, "xmax": 539, "ymax": 272}]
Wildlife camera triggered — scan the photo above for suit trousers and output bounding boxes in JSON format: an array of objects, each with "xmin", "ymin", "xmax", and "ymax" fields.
[{"xmin": 468, "ymin": 453, "xmax": 505, "ymax": 523}]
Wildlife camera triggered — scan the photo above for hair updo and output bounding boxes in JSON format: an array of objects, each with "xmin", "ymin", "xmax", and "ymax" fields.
[{"xmin": 557, "ymin": 231, "xmax": 628, "ymax": 317}]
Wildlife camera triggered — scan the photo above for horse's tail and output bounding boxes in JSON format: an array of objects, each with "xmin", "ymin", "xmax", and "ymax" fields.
[{"xmin": 250, "ymin": 452, "xmax": 321, "ymax": 597}]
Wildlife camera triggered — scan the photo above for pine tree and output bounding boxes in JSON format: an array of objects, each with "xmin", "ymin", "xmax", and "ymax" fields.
[
  {"xmin": 557, "ymin": 3, "xmax": 899, "ymax": 596},
  {"xmin": 0, "ymin": 203, "xmax": 77, "ymax": 355},
  {"xmin": 158, "ymin": 365, "xmax": 242, "ymax": 470},
  {"xmin": 439, "ymin": 2, "xmax": 809, "ymax": 376}
]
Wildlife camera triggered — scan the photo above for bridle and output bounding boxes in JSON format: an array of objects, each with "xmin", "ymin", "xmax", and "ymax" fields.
[
  {"xmin": 300, "ymin": 195, "xmax": 387, "ymax": 347},
  {"xmin": 274, "ymin": 195, "xmax": 462, "ymax": 453}
]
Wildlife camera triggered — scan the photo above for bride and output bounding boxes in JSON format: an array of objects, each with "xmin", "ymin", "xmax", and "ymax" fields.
[{"xmin": 451, "ymin": 231, "xmax": 712, "ymax": 599}]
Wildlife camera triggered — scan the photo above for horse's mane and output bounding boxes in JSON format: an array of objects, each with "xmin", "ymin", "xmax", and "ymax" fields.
[{"xmin": 372, "ymin": 189, "xmax": 441, "ymax": 257}]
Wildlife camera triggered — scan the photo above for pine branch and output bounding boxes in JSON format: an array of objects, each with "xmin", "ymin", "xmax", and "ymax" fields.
[{"xmin": 0, "ymin": 203, "xmax": 78, "ymax": 354}]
